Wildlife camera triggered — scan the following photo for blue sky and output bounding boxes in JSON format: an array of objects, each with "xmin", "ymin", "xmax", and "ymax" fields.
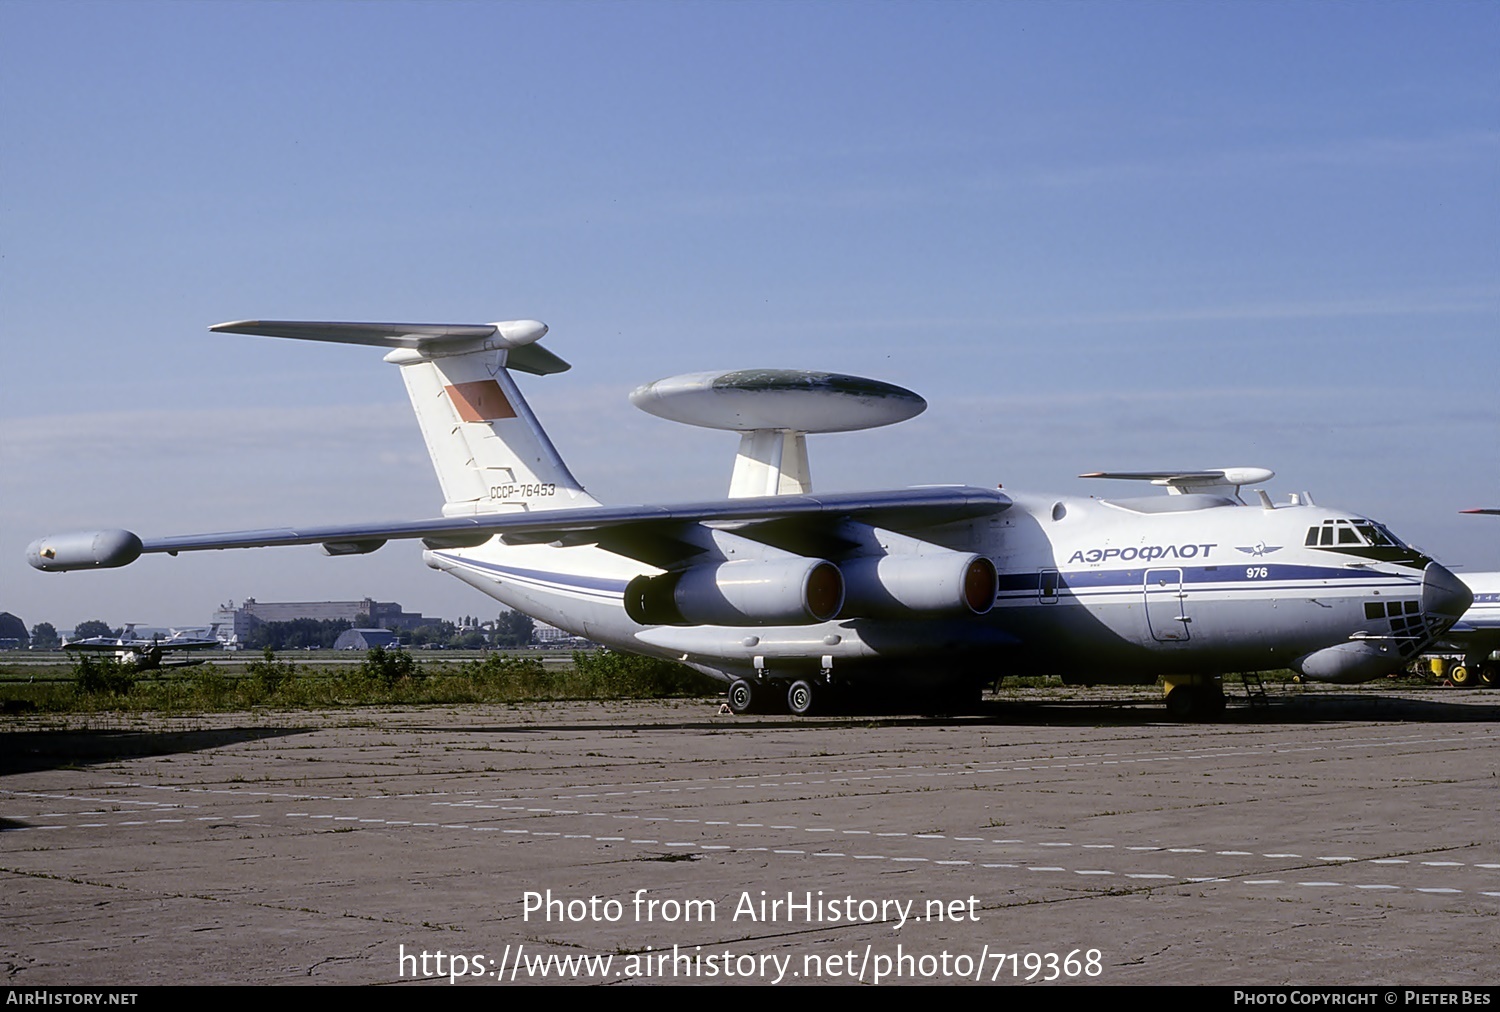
[{"xmin": 3, "ymin": 1, "xmax": 1496, "ymax": 630}]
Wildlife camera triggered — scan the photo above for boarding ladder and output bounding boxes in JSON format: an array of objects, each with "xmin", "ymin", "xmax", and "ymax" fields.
[{"xmin": 1237, "ymin": 672, "xmax": 1270, "ymax": 708}]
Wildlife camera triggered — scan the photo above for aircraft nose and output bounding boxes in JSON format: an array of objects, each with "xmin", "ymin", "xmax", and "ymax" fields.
[{"xmin": 1422, "ymin": 562, "xmax": 1472, "ymax": 624}]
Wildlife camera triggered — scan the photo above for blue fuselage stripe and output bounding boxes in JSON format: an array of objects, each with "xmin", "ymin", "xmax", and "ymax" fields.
[
  {"xmin": 998, "ymin": 565, "xmax": 1417, "ymax": 594},
  {"xmin": 437, "ymin": 553, "xmax": 630, "ymax": 598}
]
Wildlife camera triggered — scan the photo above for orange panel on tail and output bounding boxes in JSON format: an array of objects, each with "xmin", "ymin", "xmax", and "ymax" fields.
[{"xmin": 445, "ymin": 380, "xmax": 516, "ymax": 422}]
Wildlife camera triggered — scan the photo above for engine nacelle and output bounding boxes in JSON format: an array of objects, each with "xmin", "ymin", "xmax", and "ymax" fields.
[
  {"xmin": 27, "ymin": 530, "xmax": 143, "ymax": 571},
  {"xmin": 625, "ymin": 559, "xmax": 844, "ymax": 627},
  {"xmin": 840, "ymin": 552, "xmax": 997, "ymax": 618}
]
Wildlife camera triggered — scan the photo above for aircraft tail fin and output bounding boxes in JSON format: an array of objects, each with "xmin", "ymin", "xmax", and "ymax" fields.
[{"xmin": 211, "ymin": 320, "xmax": 599, "ymax": 516}]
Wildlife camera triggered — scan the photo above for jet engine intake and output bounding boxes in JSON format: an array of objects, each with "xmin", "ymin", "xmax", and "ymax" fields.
[
  {"xmin": 625, "ymin": 558, "xmax": 844, "ymax": 627},
  {"xmin": 839, "ymin": 552, "xmax": 997, "ymax": 618}
]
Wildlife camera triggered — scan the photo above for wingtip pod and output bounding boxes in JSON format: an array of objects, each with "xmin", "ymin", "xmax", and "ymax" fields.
[
  {"xmin": 487, "ymin": 319, "xmax": 548, "ymax": 348},
  {"xmin": 27, "ymin": 530, "xmax": 143, "ymax": 572}
]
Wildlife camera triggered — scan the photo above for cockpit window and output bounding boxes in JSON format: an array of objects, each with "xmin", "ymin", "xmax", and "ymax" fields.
[
  {"xmin": 1357, "ymin": 522, "xmax": 1405, "ymax": 548},
  {"xmin": 1306, "ymin": 519, "xmax": 1411, "ymax": 550},
  {"xmin": 1303, "ymin": 518, "xmax": 1427, "ymax": 570}
]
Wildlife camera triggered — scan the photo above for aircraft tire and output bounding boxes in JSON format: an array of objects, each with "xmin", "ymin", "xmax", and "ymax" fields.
[
  {"xmin": 727, "ymin": 678, "xmax": 757, "ymax": 715},
  {"xmin": 1448, "ymin": 665, "xmax": 1474, "ymax": 689},
  {"xmin": 1480, "ymin": 665, "xmax": 1498, "ymax": 688},
  {"xmin": 786, "ymin": 679, "xmax": 816, "ymax": 716},
  {"xmin": 1165, "ymin": 686, "xmax": 1197, "ymax": 721},
  {"xmin": 1165, "ymin": 685, "xmax": 1225, "ymax": 722}
]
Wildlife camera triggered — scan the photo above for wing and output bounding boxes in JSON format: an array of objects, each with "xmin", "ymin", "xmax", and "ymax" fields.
[
  {"xmin": 62, "ymin": 639, "xmax": 125, "ymax": 652},
  {"xmin": 158, "ymin": 639, "xmax": 222, "ymax": 651},
  {"xmin": 28, "ymin": 487, "xmax": 1012, "ymax": 572}
]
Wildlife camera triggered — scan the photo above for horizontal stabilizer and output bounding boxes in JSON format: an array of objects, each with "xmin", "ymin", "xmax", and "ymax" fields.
[{"xmin": 210, "ymin": 320, "xmax": 570, "ymax": 375}]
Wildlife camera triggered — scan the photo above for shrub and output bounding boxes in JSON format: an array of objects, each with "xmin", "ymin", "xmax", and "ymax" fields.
[
  {"xmin": 467, "ymin": 653, "xmax": 547, "ymax": 682},
  {"xmin": 247, "ymin": 646, "xmax": 296, "ymax": 694},
  {"xmin": 189, "ymin": 664, "xmax": 233, "ymax": 707},
  {"xmin": 72, "ymin": 654, "xmax": 137, "ymax": 696},
  {"xmin": 570, "ymin": 650, "xmax": 718, "ymax": 697},
  {"xmin": 359, "ymin": 645, "xmax": 420, "ymax": 686}
]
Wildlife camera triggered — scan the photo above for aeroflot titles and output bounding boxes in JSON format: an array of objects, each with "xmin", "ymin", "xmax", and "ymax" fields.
[{"xmin": 1067, "ymin": 543, "xmax": 1218, "ymax": 565}]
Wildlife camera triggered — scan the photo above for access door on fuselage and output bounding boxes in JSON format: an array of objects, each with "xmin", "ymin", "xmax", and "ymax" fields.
[{"xmin": 1144, "ymin": 568, "xmax": 1191, "ymax": 642}]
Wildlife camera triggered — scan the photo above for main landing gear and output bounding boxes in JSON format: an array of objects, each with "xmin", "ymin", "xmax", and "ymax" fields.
[
  {"xmin": 726, "ymin": 678, "xmax": 758, "ymax": 715},
  {"xmin": 1162, "ymin": 674, "xmax": 1227, "ymax": 722},
  {"xmin": 725, "ymin": 676, "xmax": 829, "ymax": 715},
  {"xmin": 786, "ymin": 679, "xmax": 817, "ymax": 716},
  {"xmin": 726, "ymin": 657, "xmax": 836, "ymax": 716}
]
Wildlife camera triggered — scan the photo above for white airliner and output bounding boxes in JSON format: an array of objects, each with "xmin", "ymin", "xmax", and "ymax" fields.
[
  {"xmin": 1442, "ymin": 574, "xmax": 1500, "ymax": 686},
  {"xmin": 1437, "ymin": 510, "xmax": 1500, "ymax": 686},
  {"xmin": 27, "ymin": 319, "xmax": 1472, "ymax": 719}
]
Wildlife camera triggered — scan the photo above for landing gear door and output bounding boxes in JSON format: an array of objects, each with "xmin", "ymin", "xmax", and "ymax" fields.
[{"xmin": 1145, "ymin": 568, "xmax": 1191, "ymax": 642}]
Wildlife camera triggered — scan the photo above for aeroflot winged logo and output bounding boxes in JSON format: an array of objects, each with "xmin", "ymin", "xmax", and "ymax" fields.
[{"xmin": 1235, "ymin": 542, "xmax": 1283, "ymax": 557}]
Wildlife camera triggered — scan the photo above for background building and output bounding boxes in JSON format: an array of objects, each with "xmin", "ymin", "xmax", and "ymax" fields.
[
  {"xmin": 0, "ymin": 612, "xmax": 26, "ymax": 650},
  {"xmin": 213, "ymin": 598, "xmax": 431, "ymax": 639},
  {"xmin": 333, "ymin": 628, "xmax": 401, "ymax": 651}
]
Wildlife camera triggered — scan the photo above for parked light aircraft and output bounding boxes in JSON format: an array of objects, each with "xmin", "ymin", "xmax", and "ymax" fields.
[
  {"xmin": 27, "ymin": 319, "xmax": 1473, "ymax": 719},
  {"xmin": 63, "ymin": 623, "xmax": 222, "ymax": 670}
]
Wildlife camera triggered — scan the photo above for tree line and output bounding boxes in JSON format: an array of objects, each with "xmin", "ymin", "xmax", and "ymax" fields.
[{"xmin": 17, "ymin": 612, "xmax": 537, "ymax": 651}]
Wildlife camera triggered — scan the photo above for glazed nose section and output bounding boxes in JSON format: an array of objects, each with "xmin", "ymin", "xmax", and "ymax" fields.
[{"xmin": 1422, "ymin": 562, "xmax": 1472, "ymax": 626}]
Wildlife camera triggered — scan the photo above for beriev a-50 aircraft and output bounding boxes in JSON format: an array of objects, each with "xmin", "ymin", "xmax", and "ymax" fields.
[{"xmin": 27, "ymin": 319, "xmax": 1472, "ymax": 719}]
